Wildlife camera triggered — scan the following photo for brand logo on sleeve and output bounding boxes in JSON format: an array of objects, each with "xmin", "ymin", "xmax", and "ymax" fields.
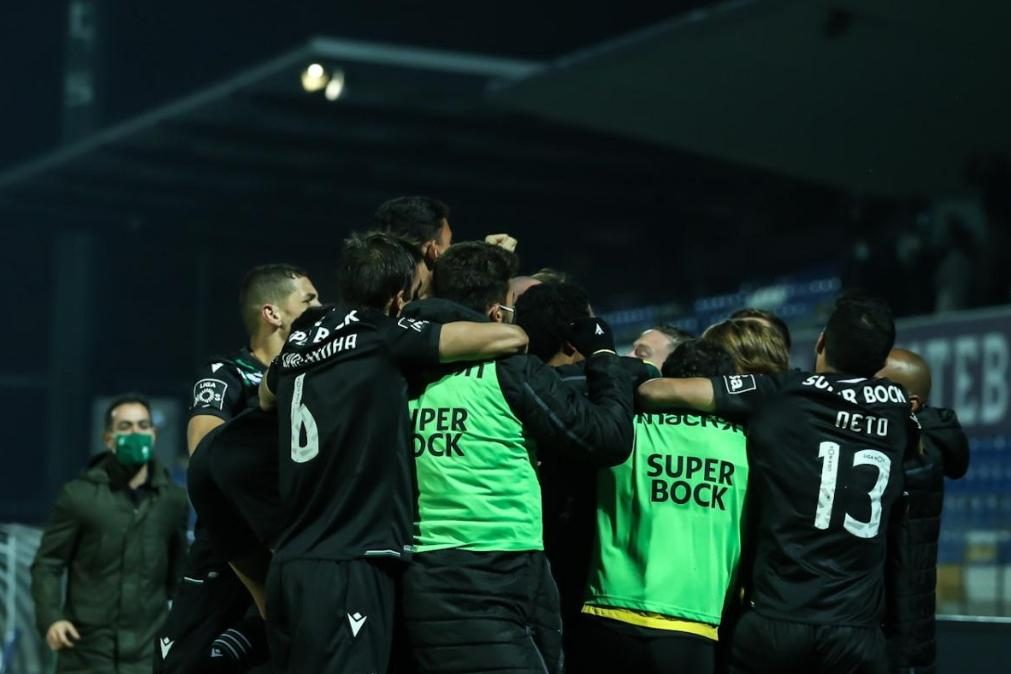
[{"xmin": 724, "ymin": 374, "xmax": 756, "ymax": 394}]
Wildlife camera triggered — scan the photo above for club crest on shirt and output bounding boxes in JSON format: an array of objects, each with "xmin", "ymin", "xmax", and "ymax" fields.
[{"xmin": 724, "ymin": 374, "xmax": 756, "ymax": 395}]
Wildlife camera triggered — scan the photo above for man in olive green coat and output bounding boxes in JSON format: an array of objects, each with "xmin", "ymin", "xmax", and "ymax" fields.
[{"xmin": 31, "ymin": 394, "xmax": 189, "ymax": 674}]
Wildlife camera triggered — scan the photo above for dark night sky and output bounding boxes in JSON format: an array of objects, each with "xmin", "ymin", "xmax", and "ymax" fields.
[
  {"xmin": 2, "ymin": 0, "xmax": 731, "ymax": 521},
  {"xmin": 0, "ymin": 1, "xmax": 695, "ymax": 169}
]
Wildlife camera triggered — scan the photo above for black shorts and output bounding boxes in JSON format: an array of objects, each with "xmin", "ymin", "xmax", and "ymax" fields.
[
  {"xmin": 266, "ymin": 557, "xmax": 397, "ymax": 674},
  {"xmin": 729, "ymin": 610, "xmax": 888, "ymax": 674},
  {"xmin": 574, "ymin": 614, "xmax": 715, "ymax": 674},
  {"xmin": 401, "ymin": 549, "xmax": 563, "ymax": 674},
  {"xmin": 155, "ymin": 532, "xmax": 254, "ymax": 674},
  {"xmin": 187, "ymin": 410, "xmax": 283, "ymax": 562}
]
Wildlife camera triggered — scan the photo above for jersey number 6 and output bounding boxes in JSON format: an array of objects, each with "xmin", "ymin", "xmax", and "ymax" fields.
[
  {"xmin": 290, "ymin": 372, "xmax": 320, "ymax": 463},
  {"xmin": 814, "ymin": 441, "xmax": 891, "ymax": 538}
]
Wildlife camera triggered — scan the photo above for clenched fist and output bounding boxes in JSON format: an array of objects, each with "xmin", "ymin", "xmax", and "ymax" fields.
[
  {"xmin": 484, "ymin": 233, "xmax": 518, "ymax": 253},
  {"xmin": 46, "ymin": 620, "xmax": 80, "ymax": 651}
]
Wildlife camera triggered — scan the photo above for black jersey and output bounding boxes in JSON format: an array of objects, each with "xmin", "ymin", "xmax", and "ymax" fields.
[
  {"xmin": 270, "ymin": 306, "xmax": 442, "ymax": 563},
  {"xmin": 189, "ymin": 347, "xmax": 266, "ymax": 422},
  {"xmin": 711, "ymin": 371, "xmax": 918, "ymax": 627}
]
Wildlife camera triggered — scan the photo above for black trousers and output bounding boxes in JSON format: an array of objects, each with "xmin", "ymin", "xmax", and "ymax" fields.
[
  {"xmin": 729, "ymin": 610, "xmax": 888, "ymax": 674},
  {"xmin": 266, "ymin": 557, "xmax": 397, "ymax": 674},
  {"xmin": 401, "ymin": 549, "xmax": 563, "ymax": 674},
  {"xmin": 155, "ymin": 533, "xmax": 259, "ymax": 674},
  {"xmin": 574, "ymin": 614, "xmax": 715, "ymax": 674}
]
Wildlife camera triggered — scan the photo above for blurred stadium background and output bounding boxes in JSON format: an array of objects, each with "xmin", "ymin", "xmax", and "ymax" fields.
[{"xmin": 1, "ymin": 1, "xmax": 1009, "ymax": 672}]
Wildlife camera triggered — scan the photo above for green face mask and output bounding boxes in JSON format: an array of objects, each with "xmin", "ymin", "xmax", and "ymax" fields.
[{"xmin": 114, "ymin": 433, "xmax": 153, "ymax": 466}]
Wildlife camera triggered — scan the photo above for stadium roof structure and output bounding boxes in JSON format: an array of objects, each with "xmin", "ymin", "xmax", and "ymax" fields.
[
  {"xmin": 0, "ymin": 36, "xmax": 810, "ymax": 243},
  {"xmin": 494, "ymin": 0, "xmax": 1011, "ymax": 197}
]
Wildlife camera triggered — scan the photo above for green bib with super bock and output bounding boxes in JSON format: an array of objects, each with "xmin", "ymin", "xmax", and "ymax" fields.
[
  {"xmin": 584, "ymin": 410, "xmax": 748, "ymax": 631},
  {"xmin": 408, "ymin": 361, "xmax": 541, "ymax": 553}
]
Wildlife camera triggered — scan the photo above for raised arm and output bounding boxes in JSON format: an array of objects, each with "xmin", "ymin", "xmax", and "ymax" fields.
[
  {"xmin": 258, "ymin": 372, "xmax": 276, "ymax": 411},
  {"xmin": 637, "ymin": 377, "xmax": 717, "ymax": 413},
  {"xmin": 438, "ymin": 322, "xmax": 528, "ymax": 363}
]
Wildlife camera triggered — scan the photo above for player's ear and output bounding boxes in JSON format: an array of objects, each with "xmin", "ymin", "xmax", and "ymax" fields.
[
  {"xmin": 909, "ymin": 394, "xmax": 924, "ymax": 414},
  {"xmin": 487, "ymin": 304, "xmax": 504, "ymax": 323},
  {"xmin": 262, "ymin": 304, "xmax": 283, "ymax": 328},
  {"xmin": 815, "ymin": 331, "xmax": 826, "ymax": 355},
  {"xmin": 422, "ymin": 240, "xmax": 440, "ymax": 266},
  {"xmin": 390, "ymin": 289, "xmax": 408, "ymax": 317},
  {"xmin": 103, "ymin": 430, "xmax": 114, "ymax": 451}
]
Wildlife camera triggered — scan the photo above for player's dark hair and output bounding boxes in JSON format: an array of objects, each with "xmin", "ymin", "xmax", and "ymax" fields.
[
  {"xmin": 374, "ymin": 196, "xmax": 450, "ymax": 247},
  {"xmin": 823, "ymin": 292, "xmax": 896, "ymax": 378},
  {"xmin": 433, "ymin": 242, "xmax": 519, "ymax": 314},
  {"xmin": 730, "ymin": 307, "xmax": 793, "ymax": 349},
  {"xmin": 338, "ymin": 231, "xmax": 421, "ymax": 311},
  {"xmin": 515, "ymin": 282, "xmax": 591, "ymax": 361},
  {"xmin": 238, "ymin": 264, "xmax": 309, "ymax": 337},
  {"xmin": 104, "ymin": 394, "xmax": 152, "ymax": 431},
  {"xmin": 662, "ymin": 339, "xmax": 736, "ymax": 378}
]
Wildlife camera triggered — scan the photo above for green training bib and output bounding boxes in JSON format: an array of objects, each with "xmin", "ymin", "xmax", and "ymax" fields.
[
  {"xmin": 585, "ymin": 411, "xmax": 749, "ymax": 625},
  {"xmin": 409, "ymin": 361, "xmax": 542, "ymax": 553}
]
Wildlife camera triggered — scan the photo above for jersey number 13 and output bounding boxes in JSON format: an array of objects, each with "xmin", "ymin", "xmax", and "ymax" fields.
[{"xmin": 814, "ymin": 442, "xmax": 891, "ymax": 538}]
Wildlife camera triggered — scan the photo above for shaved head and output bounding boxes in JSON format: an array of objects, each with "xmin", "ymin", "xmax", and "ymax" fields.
[
  {"xmin": 877, "ymin": 348, "xmax": 932, "ymax": 408},
  {"xmin": 509, "ymin": 276, "xmax": 542, "ymax": 300}
]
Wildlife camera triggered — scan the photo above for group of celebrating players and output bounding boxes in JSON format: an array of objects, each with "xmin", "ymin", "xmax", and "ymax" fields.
[{"xmin": 153, "ymin": 195, "xmax": 968, "ymax": 674}]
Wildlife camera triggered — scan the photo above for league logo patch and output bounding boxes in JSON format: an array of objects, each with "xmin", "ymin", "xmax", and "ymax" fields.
[
  {"xmin": 193, "ymin": 378, "xmax": 228, "ymax": 410},
  {"xmin": 724, "ymin": 374, "xmax": 756, "ymax": 395}
]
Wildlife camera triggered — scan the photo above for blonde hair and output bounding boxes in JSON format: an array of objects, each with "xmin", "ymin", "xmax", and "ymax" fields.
[{"xmin": 702, "ymin": 318, "xmax": 790, "ymax": 375}]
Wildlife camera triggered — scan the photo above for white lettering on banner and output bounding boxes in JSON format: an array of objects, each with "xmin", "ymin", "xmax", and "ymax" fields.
[
  {"xmin": 981, "ymin": 332, "xmax": 1009, "ymax": 425},
  {"xmin": 906, "ymin": 332, "xmax": 1009, "ymax": 429},
  {"xmin": 954, "ymin": 336, "xmax": 978, "ymax": 425},
  {"xmin": 923, "ymin": 339, "xmax": 951, "ymax": 409}
]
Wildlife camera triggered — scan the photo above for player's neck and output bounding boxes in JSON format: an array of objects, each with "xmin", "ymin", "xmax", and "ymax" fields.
[
  {"xmin": 547, "ymin": 351, "xmax": 582, "ymax": 367},
  {"xmin": 250, "ymin": 329, "xmax": 285, "ymax": 366}
]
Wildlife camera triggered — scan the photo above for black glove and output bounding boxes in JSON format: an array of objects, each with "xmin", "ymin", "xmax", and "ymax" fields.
[{"xmin": 566, "ymin": 316, "xmax": 616, "ymax": 357}]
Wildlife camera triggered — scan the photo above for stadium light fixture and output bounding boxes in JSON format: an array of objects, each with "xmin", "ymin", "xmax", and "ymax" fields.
[
  {"xmin": 324, "ymin": 69, "xmax": 345, "ymax": 101},
  {"xmin": 301, "ymin": 63, "xmax": 329, "ymax": 92}
]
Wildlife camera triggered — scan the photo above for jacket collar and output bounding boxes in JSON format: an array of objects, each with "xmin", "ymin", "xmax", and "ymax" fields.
[{"xmin": 81, "ymin": 453, "xmax": 172, "ymax": 489}]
